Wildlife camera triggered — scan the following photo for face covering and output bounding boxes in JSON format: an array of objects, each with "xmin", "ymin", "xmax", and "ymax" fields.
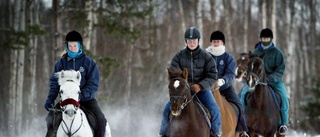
[{"xmin": 261, "ymin": 39, "xmax": 272, "ymax": 46}]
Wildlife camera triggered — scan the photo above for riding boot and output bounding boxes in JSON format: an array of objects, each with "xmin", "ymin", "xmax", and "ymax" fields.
[{"xmin": 45, "ymin": 110, "xmax": 62, "ymax": 137}]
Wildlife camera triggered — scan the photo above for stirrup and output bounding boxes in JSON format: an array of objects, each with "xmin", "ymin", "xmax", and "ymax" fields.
[
  {"xmin": 239, "ymin": 132, "xmax": 249, "ymax": 137},
  {"xmin": 279, "ymin": 125, "xmax": 288, "ymax": 135}
]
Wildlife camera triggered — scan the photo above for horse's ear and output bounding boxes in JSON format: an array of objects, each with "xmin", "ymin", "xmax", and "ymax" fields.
[
  {"xmin": 167, "ymin": 68, "xmax": 172, "ymax": 80},
  {"xmin": 182, "ymin": 68, "xmax": 188, "ymax": 80},
  {"xmin": 60, "ymin": 70, "xmax": 65, "ymax": 79},
  {"xmin": 248, "ymin": 50, "xmax": 252, "ymax": 55},
  {"xmin": 76, "ymin": 71, "xmax": 81, "ymax": 81}
]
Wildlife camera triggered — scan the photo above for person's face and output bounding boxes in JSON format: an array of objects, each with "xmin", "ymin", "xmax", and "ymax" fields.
[
  {"xmin": 67, "ymin": 41, "xmax": 79, "ymax": 53},
  {"xmin": 261, "ymin": 37, "xmax": 271, "ymax": 42},
  {"xmin": 186, "ymin": 38, "xmax": 198, "ymax": 50},
  {"xmin": 211, "ymin": 40, "xmax": 224, "ymax": 47}
]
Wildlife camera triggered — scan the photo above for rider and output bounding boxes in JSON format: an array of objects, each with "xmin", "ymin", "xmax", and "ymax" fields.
[
  {"xmin": 206, "ymin": 30, "xmax": 249, "ymax": 137},
  {"xmin": 44, "ymin": 30, "xmax": 107, "ymax": 137},
  {"xmin": 159, "ymin": 27, "xmax": 221, "ymax": 137},
  {"xmin": 239, "ymin": 28, "xmax": 289, "ymax": 135}
]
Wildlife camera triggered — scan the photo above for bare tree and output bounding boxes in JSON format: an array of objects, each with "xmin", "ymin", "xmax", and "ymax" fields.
[{"xmin": 8, "ymin": 0, "xmax": 26, "ymax": 136}]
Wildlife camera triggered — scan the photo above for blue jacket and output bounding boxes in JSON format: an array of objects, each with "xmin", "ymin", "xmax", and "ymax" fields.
[
  {"xmin": 45, "ymin": 53, "xmax": 100, "ymax": 109},
  {"xmin": 209, "ymin": 52, "xmax": 236, "ymax": 91}
]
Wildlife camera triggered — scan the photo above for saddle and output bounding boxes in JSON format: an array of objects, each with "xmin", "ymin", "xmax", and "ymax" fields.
[
  {"xmin": 194, "ymin": 97, "xmax": 212, "ymax": 128},
  {"xmin": 244, "ymin": 86, "xmax": 281, "ymax": 109}
]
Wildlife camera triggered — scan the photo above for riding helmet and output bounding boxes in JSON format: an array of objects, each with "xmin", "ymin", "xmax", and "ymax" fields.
[
  {"xmin": 65, "ymin": 30, "xmax": 83, "ymax": 42},
  {"xmin": 260, "ymin": 28, "xmax": 273, "ymax": 39},
  {"xmin": 184, "ymin": 27, "xmax": 201, "ymax": 39},
  {"xmin": 210, "ymin": 30, "xmax": 225, "ymax": 44}
]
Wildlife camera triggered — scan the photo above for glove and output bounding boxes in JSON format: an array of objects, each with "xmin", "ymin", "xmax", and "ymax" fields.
[
  {"xmin": 217, "ymin": 79, "xmax": 225, "ymax": 87},
  {"xmin": 191, "ymin": 84, "xmax": 202, "ymax": 93},
  {"xmin": 44, "ymin": 99, "xmax": 54, "ymax": 111}
]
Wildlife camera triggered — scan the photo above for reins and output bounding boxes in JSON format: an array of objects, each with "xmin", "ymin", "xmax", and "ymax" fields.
[{"xmin": 61, "ymin": 111, "xmax": 84, "ymax": 137}]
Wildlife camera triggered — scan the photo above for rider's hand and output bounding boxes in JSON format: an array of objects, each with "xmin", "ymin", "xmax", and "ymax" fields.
[
  {"xmin": 44, "ymin": 99, "xmax": 54, "ymax": 111},
  {"xmin": 217, "ymin": 79, "xmax": 225, "ymax": 87},
  {"xmin": 191, "ymin": 84, "xmax": 202, "ymax": 93}
]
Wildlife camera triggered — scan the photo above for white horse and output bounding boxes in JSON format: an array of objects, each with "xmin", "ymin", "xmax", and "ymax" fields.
[{"xmin": 56, "ymin": 70, "xmax": 112, "ymax": 137}]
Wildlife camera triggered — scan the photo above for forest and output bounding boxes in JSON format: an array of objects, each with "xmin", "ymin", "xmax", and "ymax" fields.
[{"xmin": 0, "ymin": 0, "xmax": 319, "ymax": 137}]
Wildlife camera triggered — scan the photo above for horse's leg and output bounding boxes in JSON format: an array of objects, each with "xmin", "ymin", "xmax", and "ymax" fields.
[{"xmin": 105, "ymin": 122, "xmax": 112, "ymax": 137}]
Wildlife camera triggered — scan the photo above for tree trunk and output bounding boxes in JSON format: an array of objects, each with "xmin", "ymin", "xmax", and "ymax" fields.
[
  {"xmin": 196, "ymin": 0, "xmax": 203, "ymax": 47},
  {"xmin": 222, "ymin": 0, "xmax": 233, "ymax": 51},
  {"xmin": 261, "ymin": 0, "xmax": 267, "ymax": 28},
  {"xmin": 8, "ymin": 0, "xmax": 26, "ymax": 136},
  {"xmin": 271, "ymin": 0, "xmax": 276, "ymax": 43}
]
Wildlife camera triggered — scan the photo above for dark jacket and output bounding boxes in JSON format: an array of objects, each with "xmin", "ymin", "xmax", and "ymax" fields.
[
  {"xmin": 253, "ymin": 42, "xmax": 285, "ymax": 82},
  {"xmin": 45, "ymin": 53, "xmax": 100, "ymax": 107},
  {"xmin": 170, "ymin": 46, "xmax": 218, "ymax": 91},
  {"xmin": 209, "ymin": 52, "xmax": 236, "ymax": 91}
]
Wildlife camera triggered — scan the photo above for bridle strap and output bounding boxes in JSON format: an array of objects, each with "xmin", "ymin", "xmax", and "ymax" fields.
[
  {"xmin": 60, "ymin": 98, "xmax": 80, "ymax": 107},
  {"xmin": 180, "ymin": 93, "xmax": 197, "ymax": 109},
  {"xmin": 61, "ymin": 111, "xmax": 84, "ymax": 137},
  {"xmin": 248, "ymin": 72, "xmax": 267, "ymax": 86},
  {"xmin": 169, "ymin": 78, "xmax": 194, "ymax": 110}
]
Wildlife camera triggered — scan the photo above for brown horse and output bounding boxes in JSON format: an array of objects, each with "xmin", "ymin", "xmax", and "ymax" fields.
[
  {"xmin": 235, "ymin": 52, "xmax": 250, "ymax": 82},
  {"xmin": 167, "ymin": 67, "xmax": 210, "ymax": 137},
  {"xmin": 245, "ymin": 56, "xmax": 284, "ymax": 137},
  {"xmin": 211, "ymin": 83, "xmax": 238, "ymax": 137}
]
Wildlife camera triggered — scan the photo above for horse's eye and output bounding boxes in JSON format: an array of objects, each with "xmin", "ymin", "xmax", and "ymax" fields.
[{"xmin": 59, "ymin": 90, "xmax": 63, "ymax": 94}]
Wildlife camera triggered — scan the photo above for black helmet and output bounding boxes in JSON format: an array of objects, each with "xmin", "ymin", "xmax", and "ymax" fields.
[
  {"xmin": 65, "ymin": 30, "xmax": 82, "ymax": 42},
  {"xmin": 184, "ymin": 27, "xmax": 200, "ymax": 39},
  {"xmin": 210, "ymin": 30, "xmax": 225, "ymax": 44},
  {"xmin": 260, "ymin": 28, "xmax": 273, "ymax": 39}
]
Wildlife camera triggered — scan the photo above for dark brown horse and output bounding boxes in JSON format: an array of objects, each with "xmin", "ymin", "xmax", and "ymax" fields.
[
  {"xmin": 245, "ymin": 56, "xmax": 284, "ymax": 137},
  {"xmin": 211, "ymin": 83, "xmax": 238, "ymax": 137},
  {"xmin": 167, "ymin": 67, "xmax": 210, "ymax": 137},
  {"xmin": 235, "ymin": 52, "xmax": 250, "ymax": 82}
]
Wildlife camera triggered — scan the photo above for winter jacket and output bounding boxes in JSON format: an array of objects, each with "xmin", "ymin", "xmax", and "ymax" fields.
[
  {"xmin": 253, "ymin": 42, "xmax": 286, "ymax": 82},
  {"xmin": 209, "ymin": 52, "xmax": 236, "ymax": 91},
  {"xmin": 170, "ymin": 46, "xmax": 218, "ymax": 91},
  {"xmin": 45, "ymin": 53, "xmax": 100, "ymax": 109}
]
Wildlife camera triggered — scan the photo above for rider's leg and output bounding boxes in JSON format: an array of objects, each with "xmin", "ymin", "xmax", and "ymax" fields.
[
  {"xmin": 268, "ymin": 81, "xmax": 289, "ymax": 126},
  {"xmin": 197, "ymin": 90, "xmax": 221, "ymax": 135},
  {"xmin": 220, "ymin": 86, "xmax": 248, "ymax": 132},
  {"xmin": 159, "ymin": 102, "xmax": 171, "ymax": 136},
  {"xmin": 45, "ymin": 104, "xmax": 62, "ymax": 137},
  {"xmin": 238, "ymin": 85, "xmax": 249, "ymax": 108},
  {"xmin": 81, "ymin": 99, "xmax": 107, "ymax": 137}
]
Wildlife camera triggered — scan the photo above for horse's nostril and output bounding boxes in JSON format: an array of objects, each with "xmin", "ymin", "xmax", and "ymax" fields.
[{"xmin": 65, "ymin": 109, "xmax": 77, "ymax": 116}]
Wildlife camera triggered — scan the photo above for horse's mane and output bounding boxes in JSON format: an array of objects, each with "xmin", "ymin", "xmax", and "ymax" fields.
[
  {"xmin": 55, "ymin": 70, "xmax": 81, "ymax": 86},
  {"xmin": 168, "ymin": 67, "xmax": 184, "ymax": 80}
]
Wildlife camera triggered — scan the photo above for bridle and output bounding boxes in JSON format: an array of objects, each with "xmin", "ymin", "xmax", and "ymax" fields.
[
  {"xmin": 59, "ymin": 80, "xmax": 83, "ymax": 137},
  {"xmin": 247, "ymin": 60, "xmax": 267, "ymax": 86},
  {"xmin": 169, "ymin": 78, "xmax": 197, "ymax": 110}
]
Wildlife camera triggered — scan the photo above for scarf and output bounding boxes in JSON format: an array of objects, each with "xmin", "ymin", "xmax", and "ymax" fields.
[
  {"xmin": 66, "ymin": 42, "xmax": 83, "ymax": 58},
  {"xmin": 206, "ymin": 45, "xmax": 225, "ymax": 56}
]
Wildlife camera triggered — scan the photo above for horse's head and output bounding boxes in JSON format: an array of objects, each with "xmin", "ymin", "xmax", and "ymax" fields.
[
  {"xmin": 56, "ymin": 70, "xmax": 81, "ymax": 118},
  {"xmin": 246, "ymin": 56, "xmax": 267, "ymax": 91},
  {"xmin": 167, "ymin": 67, "xmax": 190, "ymax": 116},
  {"xmin": 235, "ymin": 52, "xmax": 250, "ymax": 82}
]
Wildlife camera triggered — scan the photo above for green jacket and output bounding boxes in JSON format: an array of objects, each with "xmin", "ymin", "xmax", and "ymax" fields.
[{"xmin": 253, "ymin": 42, "xmax": 286, "ymax": 82}]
